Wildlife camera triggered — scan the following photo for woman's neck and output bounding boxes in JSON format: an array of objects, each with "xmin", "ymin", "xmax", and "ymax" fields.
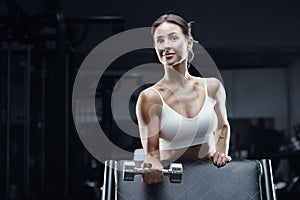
[{"xmin": 163, "ymin": 61, "xmax": 191, "ymax": 87}]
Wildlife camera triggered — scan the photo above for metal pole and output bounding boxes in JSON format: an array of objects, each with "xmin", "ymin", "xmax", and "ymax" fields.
[
  {"xmin": 56, "ymin": 12, "xmax": 67, "ymax": 198},
  {"xmin": 24, "ymin": 44, "xmax": 31, "ymax": 198},
  {"xmin": 286, "ymin": 67, "xmax": 292, "ymax": 137},
  {"xmin": 65, "ymin": 52, "xmax": 69, "ymax": 197},
  {"xmin": 41, "ymin": 56, "xmax": 46, "ymax": 197},
  {"xmin": 101, "ymin": 160, "xmax": 117, "ymax": 200},
  {"xmin": 6, "ymin": 42, "xmax": 12, "ymax": 198},
  {"xmin": 261, "ymin": 159, "xmax": 277, "ymax": 200}
]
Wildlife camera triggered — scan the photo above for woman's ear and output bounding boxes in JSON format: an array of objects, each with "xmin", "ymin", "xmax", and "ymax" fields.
[{"xmin": 187, "ymin": 37, "xmax": 194, "ymax": 51}]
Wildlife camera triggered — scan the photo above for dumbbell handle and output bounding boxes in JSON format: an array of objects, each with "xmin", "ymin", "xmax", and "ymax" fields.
[{"xmin": 133, "ymin": 167, "xmax": 172, "ymax": 175}]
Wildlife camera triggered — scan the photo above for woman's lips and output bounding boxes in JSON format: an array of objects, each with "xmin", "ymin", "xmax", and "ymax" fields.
[{"xmin": 163, "ymin": 53, "xmax": 175, "ymax": 58}]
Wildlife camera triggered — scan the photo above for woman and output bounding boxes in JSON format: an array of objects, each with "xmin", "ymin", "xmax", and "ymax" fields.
[{"xmin": 136, "ymin": 13, "xmax": 231, "ymax": 184}]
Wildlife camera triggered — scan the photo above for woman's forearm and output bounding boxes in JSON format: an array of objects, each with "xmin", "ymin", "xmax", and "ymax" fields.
[{"xmin": 215, "ymin": 124, "xmax": 230, "ymax": 154}]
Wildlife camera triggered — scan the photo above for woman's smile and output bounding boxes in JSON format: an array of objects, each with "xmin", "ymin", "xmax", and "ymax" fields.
[{"xmin": 163, "ymin": 52, "xmax": 176, "ymax": 59}]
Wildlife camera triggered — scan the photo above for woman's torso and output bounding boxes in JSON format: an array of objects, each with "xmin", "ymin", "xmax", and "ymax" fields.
[{"xmin": 150, "ymin": 77, "xmax": 219, "ymax": 161}]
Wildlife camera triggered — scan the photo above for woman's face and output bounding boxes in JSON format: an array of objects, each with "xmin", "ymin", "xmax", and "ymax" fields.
[{"xmin": 153, "ymin": 22, "xmax": 193, "ymax": 67}]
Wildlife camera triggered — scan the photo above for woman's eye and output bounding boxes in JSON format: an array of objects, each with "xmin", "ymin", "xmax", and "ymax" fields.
[
  {"xmin": 170, "ymin": 36, "xmax": 178, "ymax": 41},
  {"xmin": 157, "ymin": 39, "xmax": 164, "ymax": 44}
]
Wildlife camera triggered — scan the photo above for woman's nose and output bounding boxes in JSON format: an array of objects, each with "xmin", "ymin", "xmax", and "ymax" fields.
[{"xmin": 162, "ymin": 40, "xmax": 171, "ymax": 50}]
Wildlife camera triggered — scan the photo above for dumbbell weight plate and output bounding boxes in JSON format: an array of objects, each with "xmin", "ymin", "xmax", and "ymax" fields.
[{"xmin": 123, "ymin": 161, "xmax": 136, "ymax": 181}]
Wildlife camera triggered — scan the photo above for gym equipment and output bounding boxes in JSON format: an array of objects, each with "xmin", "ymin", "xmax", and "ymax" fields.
[
  {"xmin": 101, "ymin": 159, "xmax": 277, "ymax": 200},
  {"xmin": 123, "ymin": 161, "xmax": 183, "ymax": 183}
]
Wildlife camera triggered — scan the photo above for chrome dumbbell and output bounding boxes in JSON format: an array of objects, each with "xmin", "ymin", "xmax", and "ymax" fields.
[{"xmin": 123, "ymin": 161, "xmax": 183, "ymax": 183}]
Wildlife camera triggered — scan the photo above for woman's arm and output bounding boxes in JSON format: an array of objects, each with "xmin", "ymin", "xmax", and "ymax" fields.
[
  {"xmin": 136, "ymin": 89, "xmax": 164, "ymax": 183},
  {"xmin": 208, "ymin": 78, "xmax": 232, "ymax": 167}
]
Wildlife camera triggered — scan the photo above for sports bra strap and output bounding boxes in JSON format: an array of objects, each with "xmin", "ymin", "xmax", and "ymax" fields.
[
  {"xmin": 151, "ymin": 80, "xmax": 207, "ymax": 102},
  {"xmin": 150, "ymin": 87, "xmax": 165, "ymax": 103},
  {"xmin": 203, "ymin": 78, "xmax": 208, "ymax": 96}
]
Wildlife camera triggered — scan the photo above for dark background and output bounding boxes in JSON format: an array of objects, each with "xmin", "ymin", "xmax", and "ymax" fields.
[{"xmin": 1, "ymin": 0, "xmax": 300, "ymax": 199}]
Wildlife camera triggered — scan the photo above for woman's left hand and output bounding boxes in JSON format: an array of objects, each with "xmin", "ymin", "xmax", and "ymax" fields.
[{"xmin": 210, "ymin": 152, "xmax": 232, "ymax": 167}]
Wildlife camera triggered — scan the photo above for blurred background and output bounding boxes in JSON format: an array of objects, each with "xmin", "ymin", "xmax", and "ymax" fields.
[{"xmin": 1, "ymin": 0, "xmax": 300, "ymax": 199}]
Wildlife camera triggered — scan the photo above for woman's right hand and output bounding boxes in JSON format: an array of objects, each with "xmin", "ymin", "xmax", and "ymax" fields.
[{"xmin": 141, "ymin": 157, "xmax": 164, "ymax": 184}]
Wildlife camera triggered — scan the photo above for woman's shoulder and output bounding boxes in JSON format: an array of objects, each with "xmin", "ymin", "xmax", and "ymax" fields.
[
  {"xmin": 206, "ymin": 77, "xmax": 226, "ymax": 99},
  {"xmin": 192, "ymin": 76, "xmax": 221, "ymax": 86},
  {"xmin": 136, "ymin": 84, "xmax": 163, "ymax": 119},
  {"xmin": 205, "ymin": 77, "xmax": 222, "ymax": 88},
  {"xmin": 192, "ymin": 77, "xmax": 223, "ymax": 97},
  {"xmin": 138, "ymin": 84, "xmax": 163, "ymax": 105}
]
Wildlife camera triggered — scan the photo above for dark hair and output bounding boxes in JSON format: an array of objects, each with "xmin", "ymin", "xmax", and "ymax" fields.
[{"xmin": 151, "ymin": 14, "xmax": 192, "ymax": 37}]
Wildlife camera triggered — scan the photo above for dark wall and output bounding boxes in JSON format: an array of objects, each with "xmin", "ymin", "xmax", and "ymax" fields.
[
  {"xmin": 2, "ymin": 0, "xmax": 300, "ymax": 47},
  {"xmin": 59, "ymin": 0, "xmax": 300, "ymax": 47}
]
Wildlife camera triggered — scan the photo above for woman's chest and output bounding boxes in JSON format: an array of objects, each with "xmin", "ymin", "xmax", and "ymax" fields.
[{"xmin": 161, "ymin": 88, "xmax": 206, "ymax": 118}]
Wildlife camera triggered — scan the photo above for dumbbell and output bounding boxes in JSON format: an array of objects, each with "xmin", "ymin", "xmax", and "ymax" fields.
[{"xmin": 123, "ymin": 161, "xmax": 183, "ymax": 183}]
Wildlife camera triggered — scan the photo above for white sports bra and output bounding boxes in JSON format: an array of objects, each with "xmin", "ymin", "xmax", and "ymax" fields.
[{"xmin": 151, "ymin": 79, "xmax": 218, "ymax": 150}]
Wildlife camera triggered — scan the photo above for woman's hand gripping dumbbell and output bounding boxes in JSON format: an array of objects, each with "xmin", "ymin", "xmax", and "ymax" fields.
[{"xmin": 123, "ymin": 161, "xmax": 183, "ymax": 184}]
